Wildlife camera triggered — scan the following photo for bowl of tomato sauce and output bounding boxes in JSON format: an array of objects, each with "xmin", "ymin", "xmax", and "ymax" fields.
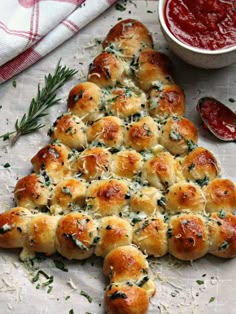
[{"xmin": 158, "ymin": 0, "xmax": 236, "ymax": 69}]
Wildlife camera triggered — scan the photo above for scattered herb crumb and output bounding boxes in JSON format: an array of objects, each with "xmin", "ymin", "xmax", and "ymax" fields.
[
  {"xmin": 229, "ymin": 98, "xmax": 235, "ymax": 103},
  {"xmin": 196, "ymin": 280, "xmax": 204, "ymax": 285},
  {"xmin": 53, "ymin": 259, "xmax": 68, "ymax": 272},
  {"xmin": 209, "ymin": 297, "xmax": 215, "ymax": 303},
  {"xmin": 69, "ymin": 310, "xmax": 74, "ymax": 314},
  {"xmin": 12, "ymin": 80, "xmax": 16, "ymax": 88},
  {"xmin": 115, "ymin": 3, "xmax": 126, "ymax": 11},
  {"xmin": 3, "ymin": 163, "xmax": 11, "ymax": 168},
  {"xmin": 80, "ymin": 290, "xmax": 92, "ymax": 303},
  {"xmin": 147, "ymin": 10, "xmax": 153, "ymax": 13}
]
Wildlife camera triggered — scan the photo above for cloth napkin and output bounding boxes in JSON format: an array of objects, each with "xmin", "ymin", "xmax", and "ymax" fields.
[{"xmin": 0, "ymin": 0, "xmax": 117, "ymax": 84}]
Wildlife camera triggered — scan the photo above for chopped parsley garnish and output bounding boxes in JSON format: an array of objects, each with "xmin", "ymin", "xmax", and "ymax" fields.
[
  {"xmin": 218, "ymin": 209, "xmax": 226, "ymax": 219},
  {"xmin": 12, "ymin": 80, "xmax": 17, "ymax": 88},
  {"xmin": 69, "ymin": 310, "xmax": 74, "ymax": 314},
  {"xmin": 186, "ymin": 139, "xmax": 197, "ymax": 152},
  {"xmin": 143, "ymin": 123, "xmax": 152, "ymax": 136},
  {"xmin": 195, "ymin": 176, "xmax": 209, "ymax": 187},
  {"xmin": 158, "ymin": 197, "xmax": 166, "ymax": 208},
  {"xmin": 137, "ymin": 275, "xmax": 149, "ymax": 287},
  {"xmin": 106, "ymin": 225, "xmax": 112, "ymax": 230},
  {"xmin": 135, "ymin": 220, "xmax": 150, "ymax": 233},
  {"xmin": 131, "ymin": 217, "xmax": 143, "ymax": 224},
  {"xmin": 219, "ymin": 241, "xmax": 230, "ymax": 251},
  {"xmin": 125, "ymin": 192, "xmax": 131, "ymax": 199},
  {"xmin": 209, "ymin": 297, "xmax": 215, "ymax": 303},
  {"xmin": 109, "ymin": 290, "xmax": 128, "ymax": 300},
  {"xmin": 92, "ymin": 236, "xmax": 100, "ymax": 246},
  {"xmin": 62, "ymin": 187, "xmax": 72, "ymax": 196},
  {"xmin": 0, "ymin": 223, "xmax": 11, "ymax": 234},
  {"xmin": 3, "ymin": 163, "xmax": 11, "ymax": 168},
  {"xmin": 196, "ymin": 280, "xmax": 204, "ymax": 285},
  {"xmin": 115, "ymin": 3, "xmax": 126, "ymax": 11},
  {"xmin": 167, "ymin": 228, "xmax": 173, "ymax": 238},
  {"xmin": 170, "ymin": 129, "xmax": 182, "ymax": 141},
  {"xmin": 188, "ymin": 163, "xmax": 195, "ymax": 171},
  {"xmin": 32, "ymin": 270, "xmax": 54, "ymax": 292},
  {"xmin": 80, "ymin": 290, "xmax": 92, "ymax": 303},
  {"xmin": 53, "ymin": 259, "xmax": 68, "ymax": 272},
  {"xmin": 64, "ymin": 233, "xmax": 89, "ymax": 251}
]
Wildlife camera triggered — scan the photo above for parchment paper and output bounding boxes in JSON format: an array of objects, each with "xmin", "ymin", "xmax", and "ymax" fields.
[{"xmin": 0, "ymin": 1, "xmax": 235, "ymax": 313}]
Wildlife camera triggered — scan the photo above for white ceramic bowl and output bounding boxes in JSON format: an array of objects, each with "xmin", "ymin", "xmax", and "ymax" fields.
[{"xmin": 158, "ymin": 0, "xmax": 236, "ymax": 69}]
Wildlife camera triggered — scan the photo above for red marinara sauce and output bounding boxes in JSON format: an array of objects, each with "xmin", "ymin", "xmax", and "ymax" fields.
[
  {"xmin": 197, "ymin": 97, "xmax": 236, "ymax": 141},
  {"xmin": 164, "ymin": 0, "xmax": 236, "ymax": 50}
]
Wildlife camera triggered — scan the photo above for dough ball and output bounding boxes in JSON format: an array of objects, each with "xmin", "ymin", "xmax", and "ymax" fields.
[{"xmin": 168, "ymin": 213, "xmax": 208, "ymax": 261}]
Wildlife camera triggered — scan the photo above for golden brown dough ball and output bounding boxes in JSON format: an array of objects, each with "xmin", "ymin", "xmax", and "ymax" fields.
[
  {"xmin": 104, "ymin": 283, "xmax": 149, "ymax": 314},
  {"xmin": 31, "ymin": 143, "xmax": 71, "ymax": 185},
  {"xmin": 0, "ymin": 207, "xmax": 31, "ymax": 248},
  {"xmin": 149, "ymin": 84, "xmax": 185, "ymax": 118},
  {"xmin": 68, "ymin": 82, "xmax": 102, "ymax": 122},
  {"xmin": 168, "ymin": 213, "xmax": 209, "ymax": 261},
  {"xmin": 135, "ymin": 49, "xmax": 173, "ymax": 91},
  {"xmin": 130, "ymin": 187, "xmax": 165, "ymax": 216},
  {"xmin": 56, "ymin": 212, "xmax": 97, "ymax": 260},
  {"xmin": 142, "ymin": 151, "xmax": 182, "ymax": 190},
  {"xmin": 133, "ymin": 217, "xmax": 168, "ymax": 257},
  {"xmin": 112, "ymin": 150, "xmax": 143, "ymax": 179},
  {"xmin": 26, "ymin": 214, "xmax": 60, "ymax": 256},
  {"xmin": 88, "ymin": 52, "xmax": 125, "ymax": 88},
  {"xmin": 125, "ymin": 116, "xmax": 158, "ymax": 151},
  {"xmin": 86, "ymin": 179, "xmax": 129, "ymax": 217},
  {"xmin": 103, "ymin": 18, "xmax": 153, "ymax": 61},
  {"xmin": 208, "ymin": 212, "xmax": 236, "ymax": 258},
  {"xmin": 14, "ymin": 173, "xmax": 50, "ymax": 211},
  {"xmin": 182, "ymin": 147, "xmax": 220, "ymax": 186},
  {"xmin": 204, "ymin": 178, "xmax": 236, "ymax": 213},
  {"xmin": 48, "ymin": 113, "xmax": 86, "ymax": 150},
  {"xmin": 103, "ymin": 245, "xmax": 149, "ymax": 283},
  {"xmin": 95, "ymin": 216, "xmax": 132, "ymax": 257},
  {"xmin": 86, "ymin": 116, "xmax": 124, "ymax": 149},
  {"xmin": 50, "ymin": 178, "xmax": 87, "ymax": 214},
  {"xmin": 72, "ymin": 147, "xmax": 112, "ymax": 181},
  {"xmin": 105, "ymin": 87, "xmax": 147, "ymax": 118},
  {"xmin": 159, "ymin": 117, "xmax": 198, "ymax": 156},
  {"xmin": 165, "ymin": 181, "xmax": 206, "ymax": 214}
]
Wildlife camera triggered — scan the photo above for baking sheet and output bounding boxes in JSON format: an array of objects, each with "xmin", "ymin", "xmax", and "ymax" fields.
[{"xmin": 0, "ymin": 1, "xmax": 236, "ymax": 313}]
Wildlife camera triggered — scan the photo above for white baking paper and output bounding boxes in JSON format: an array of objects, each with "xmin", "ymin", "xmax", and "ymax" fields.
[{"xmin": 0, "ymin": 1, "xmax": 235, "ymax": 313}]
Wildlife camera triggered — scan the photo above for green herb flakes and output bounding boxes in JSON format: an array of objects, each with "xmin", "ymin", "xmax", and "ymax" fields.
[
  {"xmin": 196, "ymin": 280, "xmax": 204, "ymax": 285},
  {"xmin": 218, "ymin": 209, "xmax": 226, "ymax": 219},
  {"xmin": 109, "ymin": 290, "xmax": 127, "ymax": 300},
  {"xmin": 3, "ymin": 163, "xmax": 11, "ymax": 168},
  {"xmin": 170, "ymin": 130, "xmax": 182, "ymax": 141},
  {"xmin": 219, "ymin": 241, "xmax": 230, "ymax": 251},
  {"xmin": 115, "ymin": 3, "xmax": 126, "ymax": 11},
  {"xmin": 195, "ymin": 176, "xmax": 209, "ymax": 187},
  {"xmin": 12, "ymin": 80, "xmax": 17, "ymax": 88},
  {"xmin": 64, "ymin": 233, "xmax": 89, "ymax": 250},
  {"xmin": 53, "ymin": 259, "xmax": 68, "ymax": 272},
  {"xmin": 186, "ymin": 139, "xmax": 197, "ymax": 152},
  {"xmin": 80, "ymin": 290, "xmax": 92, "ymax": 303},
  {"xmin": 209, "ymin": 297, "xmax": 215, "ymax": 303}
]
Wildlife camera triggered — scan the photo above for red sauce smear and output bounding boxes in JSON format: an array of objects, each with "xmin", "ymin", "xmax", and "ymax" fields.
[
  {"xmin": 164, "ymin": 0, "xmax": 236, "ymax": 50},
  {"xmin": 198, "ymin": 98, "xmax": 236, "ymax": 141}
]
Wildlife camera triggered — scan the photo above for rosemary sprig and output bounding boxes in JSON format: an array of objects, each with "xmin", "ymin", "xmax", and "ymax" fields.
[{"xmin": 0, "ymin": 60, "xmax": 77, "ymax": 144}]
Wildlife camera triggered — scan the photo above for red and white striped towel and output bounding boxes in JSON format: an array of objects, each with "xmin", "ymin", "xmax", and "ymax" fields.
[{"xmin": 0, "ymin": 0, "xmax": 117, "ymax": 84}]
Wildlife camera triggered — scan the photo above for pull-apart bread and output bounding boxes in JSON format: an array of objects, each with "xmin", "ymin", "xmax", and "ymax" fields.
[{"xmin": 1, "ymin": 19, "xmax": 236, "ymax": 314}]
